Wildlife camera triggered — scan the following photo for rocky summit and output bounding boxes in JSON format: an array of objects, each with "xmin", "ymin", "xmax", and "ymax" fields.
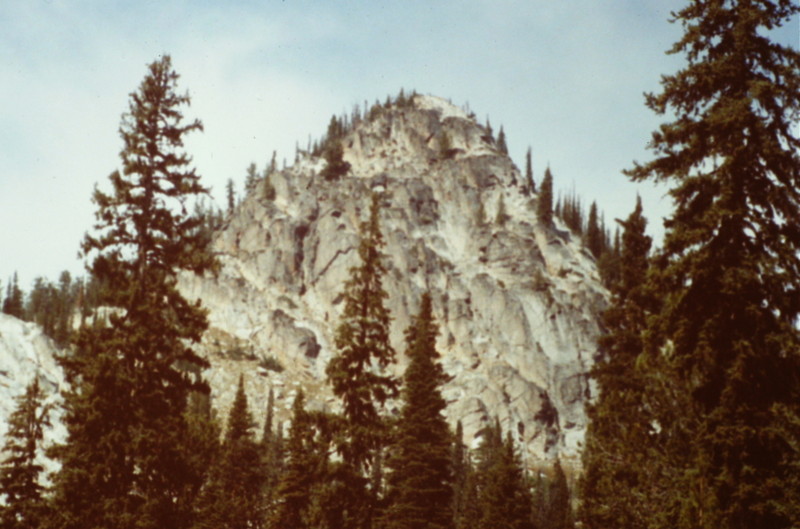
[{"xmin": 178, "ymin": 94, "xmax": 608, "ymax": 466}]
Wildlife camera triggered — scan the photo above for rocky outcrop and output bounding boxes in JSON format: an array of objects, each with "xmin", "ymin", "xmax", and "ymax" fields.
[{"xmin": 180, "ymin": 95, "xmax": 607, "ymax": 465}]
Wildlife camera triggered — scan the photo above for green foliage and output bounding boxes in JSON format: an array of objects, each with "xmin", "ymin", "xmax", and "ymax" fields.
[
  {"xmin": 48, "ymin": 55, "xmax": 215, "ymax": 529},
  {"xmin": 496, "ymin": 126, "xmax": 508, "ymax": 155},
  {"xmin": 0, "ymin": 377, "xmax": 51, "ymax": 529},
  {"xmin": 326, "ymin": 192, "xmax": 398, "ymax": 472},
  {"xmin": 382, "ymin": 293, "xmax": 454, "ymax": 529},
  {"xmin": 2, "ymin": 272, "xmax": 24, "ymax": 320},
  {"xmin": 524, "ymin": 147, "xmax": 535, "ymax": 194},
  {"xmin": 196, "ymin": 375, "xmax": 265, "ymax": 529},
  {"xmin": 618, "ymin": 2, "xmax": 800, "ymax": 527},
  {"xmin": 536, "ymin": 167, "xmax": 554, "ymax": 228}
]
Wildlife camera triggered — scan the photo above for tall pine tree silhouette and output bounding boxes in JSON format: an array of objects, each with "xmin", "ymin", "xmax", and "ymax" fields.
[
  {"xmin": 383, "ymin": 293, "xmax": 453, "ymax": 529},
  {"xmin": 48, "ymin": 55, "xmax": 215, "ymax": 529},
  {"xmin": 626, "ymin": 2, "xmax": 800, "ymax": 527},
  {"xmin": 0, "ymin": 377, "xmax": 51, "ymax": 529}
]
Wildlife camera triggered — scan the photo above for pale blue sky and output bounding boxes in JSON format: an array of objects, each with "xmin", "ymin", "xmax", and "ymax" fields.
[{"xmin": 1, "ymin": 1, "xmax": 797, "ymax": 288}]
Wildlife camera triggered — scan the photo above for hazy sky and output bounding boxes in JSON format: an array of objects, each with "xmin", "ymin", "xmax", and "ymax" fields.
[{"xmin": 1, "ymin": 1, "xmax": 798, "ymax": 289}]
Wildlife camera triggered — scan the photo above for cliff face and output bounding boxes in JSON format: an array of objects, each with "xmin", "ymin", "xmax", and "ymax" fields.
[{"xmin": 179, "ymin": 94, "xmax": 607, "ymax": 464}]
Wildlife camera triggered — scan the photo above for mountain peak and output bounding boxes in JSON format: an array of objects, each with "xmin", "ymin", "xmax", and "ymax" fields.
[{"xmin": 178, "ymin": 94, "xmax": 608, "ymax": 466}]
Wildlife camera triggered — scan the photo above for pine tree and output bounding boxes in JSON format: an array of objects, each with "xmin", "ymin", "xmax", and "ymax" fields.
[
  {"xmin": 271, "ymin": 390, "xmax": 314, "ymax": 529},
  {"xmin": 496, "ymin": 126, "xmax": 508, "ymax": 155},
  {"xmin": 245, "ymin": 162, "xmax": 259, "ymax": 195},
  {"xmin": 536, "ymin": 168, "xmax": 554, "ymax": 228},
  {"xmin": 382, "ymin": 293, "xmax": 453, "ymax": 529},
  {"xmin": 226, "ymin": 178, "xmax": 236, "ymax": 215},
  {"xmin": 48, "ymin": 55, "xmax": 216, "ymax": 529},
  {"xmin": 624, "ymin": 2, "xmax": 800, "ymax": 527},
  {"xmin": 2, "ymin": 272, "xmax": 25, "ymax": 319},
  {"xmin": 585, "ymin": 201, "xmax": 603, "ymax": 259},
  {"xmin": 579, "ymin": 197, "xmax": 656, "ymax": 529},
  {"xmin": 475, "ymin": 421, "xmax": 533, "ymax": 529},
  {"xmin": 495, "ymin": 195, "xmax": 510, "ymax": 226},
  {"xmin": 196, "ymin": 375, "xmax": 265, "ymax": 529},
  {"xmin": 546, "ymin": 459, "xmax": 572, "ymax": 529},
  {"xmin": 525, "ymin": 147, "xmax": 535, "ymax": 193},
  {"xmin": 0, "ymin": 377, "xmax": 51, "ymax": 529},
  {"xmin": 451, "ymin": 421, "xmax": 470, "ymax": 529},
  {"xmin": 325, "ymin": 192, "xmax": 398, "ymax": 528}
]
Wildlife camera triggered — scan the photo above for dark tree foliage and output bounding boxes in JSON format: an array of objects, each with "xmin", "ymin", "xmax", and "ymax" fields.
[
  {"xmin": 226, "ymin": 178, "xmax": 236, "ymax": 215},
  {"xmin": 25, "ymin": 271, "xmax": 81, "ymax": 347},
  {"xmin": 536, "ymin": 168, "xmax": 554, "ymax": 228},
  {"xmin": 0, "ymin": 377, "xmax": 51, "ymax": 529},
  {"xmin": 326, "ymin": 192, "xmax": 398, "ymax": 471},
  {"xmin": 496, "ymin": 126, "xmax": 508, "ymax": 155},
  {"xmin": 325, "ymin": 192, "xmax": 398, "ymax": 529},
  {"xmin": 585, "ymin": 202, "xmax": 603, "ymax": 259},
  {"xmin": 382, "ymin": 293, "xmax": 454, "ymax": 529},
  {"xmin": 271, "ymin": 390, "xmax": 316, "ymax": 529},
  {"xmin": 48, "ymin": 55, "xmax": 215, "ymax": 529},
  {"xmin": 623, "ymin": 2, "xmax": 800, "ymax": 527},
  {"xmin": 546, "ymin": 459, "xmax": 572, "ymax": 529},
  {"xmin": 579, "ymin": 197, "xmax": 654, "ymax": 529},
  {"xmin": 524, "ymin": 147, "xmax": 535, "ymax": 193},
  {"xmin": 196, "ymin": 375, "xmax": 265, "ymax": 529},
  {"xmin": 475, "ymin": 421, "xmax": 532, "ymax": 529},
  {"xmin": 2, "ymin": 272, "xmax": 25, "ymax": 320}
]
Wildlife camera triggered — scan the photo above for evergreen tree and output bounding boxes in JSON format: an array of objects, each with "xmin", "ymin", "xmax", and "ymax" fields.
[
  {"xmin": 496, "ymin": 126, "xmax": 508, "ymax": 155},
  {"xmin": 260, "ymin": 387, "xmax": 283, "ymax": 523},
  {"xmin": 475, "ymin": 422, "xmax": 533, "ymax": 529},
  {"xmin": 245, "ymin": 162, "xmax": 259, "ymax": 195},
  {"xmin": 226, "ymin": 178, "xmax": 236, "ymax": 215},
  {"xmin": 196, "ymin": 375, "xmax": 265, "ymax": 529},
  {"xmin": 451, "ymin": 421, "xmax": 470, "ymax": 529},
  {"xmin": 495, "ymin": 195, "xmax": 510, "ymax": 226},
  {"xmin": 271, "ymin": 390, "xmax": 314, "ymax": 529},
  {"xmin": 2, "ymin": 272, "xmax": 25, "ymax": 319},
  {"xmin": 624, "ymin": 2, "xmax": 800, "ymax": 527},
  {"xmin": 0, "ymin": 377, "xmax": 51, "ymax": 529},
  {"xmin": 546, "ymin": 459, "xmax": 572, "ymax": 529},
  {"xmin": 578, "ymin": 197, "xmax": 654, "ymax": 529},
  {"xmin": 536, "ymin": 168, "xmax": 554, "ymax": 228},
  {"xmin": 382, "ymin": 293, "xmax": 453, "ymax": 529},
  {"xmin": 325, "ymin": 192, "xmax": 398, "ymax": 528},
  {"xmin": 525, "ymin": 147, "xmax": 535, "ymax": 193},
  {"xmin": 585, "ymin": 201, "xmax": 603, "ymax": 259},
  {"xmin": 48, "ymin": 55, "xmax": 216, "ymax": 529},
  {"xmin": 183, "ymin": 390, "xmax": 221, "ymax": 529}
]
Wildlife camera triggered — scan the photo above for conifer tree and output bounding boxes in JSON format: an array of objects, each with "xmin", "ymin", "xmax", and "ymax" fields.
[
  {"xmin": 585, "ymin": 201, "xmax": 602, "ymax": 259},
  {"xmin": 48, "ymin": 55, "xmax": 216, "ymax": 529},
  {"xmin": 495, "ymin": 195, "xmax": 510, "ymax": 226},
  {"xmin": 546, "ymin": 459, "xmax": 572, "ymax": 529},
  {"xmin": 196, "ymin": 375, "xmax": 265, "ymax": 529},
  {"xmin": 226, "ymin": 178, "xmax": 236, "ymax": 215},
  {"xmin": 0, "ymin": 377, "xmax": 51, "ymax": 529},
  {"xmin": 525, "ymin": 147, "xmax": 535, "ymax": 193},
  {"xmin": 325, "ymin": 192, "xmax": 398, "ymax": 528},
  {"xmin": 245, "ymin": 162, "xmax": 259, "ymax": 195},
  {"xmin": 2, "ymin": 273, "xmax": 25, "ymax": 319},
  {"xmin": 536, "ymin": 168, "xmax": 554, "ymax": 228},
  {"xmin": 476, "ymin": 422, "xmax": 533, "ymax": 529},
  {"xmin": 624, "ymin": 2, "xmax": 800, "ymax": 527},
  {"xmin": 272, "ymin": 390, "xmax": 314, "ymax": 529},
  {"xmin": 382, "ymin": 293, "xmax": 453, "ymax": 529},
  {"xmin": 579, "ymin": 197, "xmax": 653, "ymax": 529},
  {"xmin": 497, "ymin": 126, "xmax": 508, "ymax": 155}
]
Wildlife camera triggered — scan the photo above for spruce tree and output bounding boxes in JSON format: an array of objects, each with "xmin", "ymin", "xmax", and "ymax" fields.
[
  {"xmin": 2, "ymin": 272, "xmax": 25, "ymax": 319},
  {"xmin": 383, "ymin": 293, "xmax": 453, "ymax": 529},
  {"xmin": 525, "ymin": 147, "xmax": 535, "ymax": 193},
  {"xmin": 578, "ymin": 197, "xmax": 653, "ymax": 529},
  {"xmin": 48, "ymin": 55, "xmax": 215, "ymax": 529},
  {"xmin": 0, "ymin": 377, "xmax": 51, "ymax": 529},
  {"xmin": 536, "ymin": 168, "xmax": 553, "ymax": 228},
  {"xmin": 196, "ymin": 375, "xmax": 265, "ymax": 529},
  {"xmin": 497, "ymin": 126, "xmax": 508, "ymax": 155},
  {"xmin": 272, "ymin": 390, "xmax": 314, "ymax": 529},
  {"xmin": 546, "ymin": 459, "xmax": 572, "ymax": 529},
  {"xmin": 325, "ymin": 192, "xmax": 398, "ymax": 528},
  {"xmin": 625, "ymin": 2, "xmax": 800, "ymax": 527},
  {"xmin": 585, "ymin": 201, "xmax": 603, "ymax": 259}
]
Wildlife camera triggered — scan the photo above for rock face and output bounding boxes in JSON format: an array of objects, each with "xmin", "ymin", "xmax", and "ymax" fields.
[
  {"xmin": 0, "ymin": 313, "xmax": 66, "ymax": 455},
  {"xmin": 180, "ymin": 94, "xmax": 607, "ymax": 465}
]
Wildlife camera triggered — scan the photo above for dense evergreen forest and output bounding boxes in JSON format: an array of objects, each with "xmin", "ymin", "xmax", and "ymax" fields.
[{"xmin": 1, "ymin": 1, "xmax": 799, "ymax": 528}]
